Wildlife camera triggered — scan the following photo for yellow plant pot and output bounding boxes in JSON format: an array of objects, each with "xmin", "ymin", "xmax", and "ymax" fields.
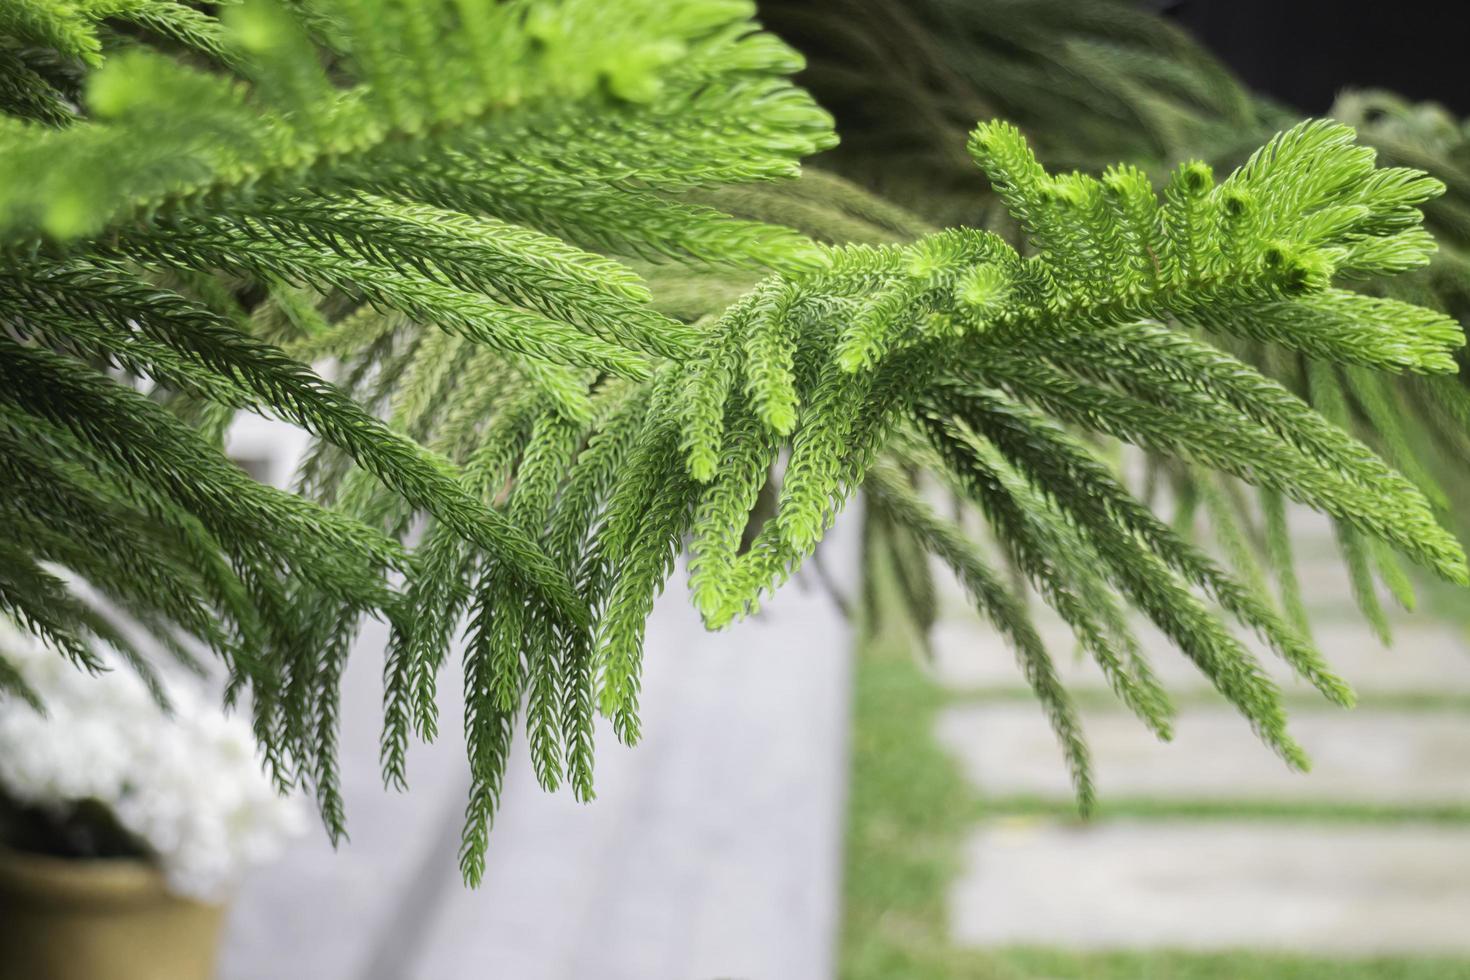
[{"xmin": 0, "ymin": 847, "xmax": 225, "ymax": 980}]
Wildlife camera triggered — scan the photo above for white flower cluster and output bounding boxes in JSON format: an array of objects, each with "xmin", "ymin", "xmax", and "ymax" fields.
[{"xmin": 0, "ymin": 622, "xmax": 306, "ymax": 901}]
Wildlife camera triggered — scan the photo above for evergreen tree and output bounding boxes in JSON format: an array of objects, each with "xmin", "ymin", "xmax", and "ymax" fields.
[
  {"xmin": 1, "ymin": 0, "xmax": 1465, "ymax": 882},
  {"xmin": 761, "ymin": 0, "xmax": 1470, "ymax": 640}
]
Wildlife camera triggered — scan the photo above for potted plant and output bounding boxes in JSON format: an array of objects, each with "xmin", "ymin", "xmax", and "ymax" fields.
[{"xmin": 0, "ymin": 622, "xmax": 303, "ymax": 980}]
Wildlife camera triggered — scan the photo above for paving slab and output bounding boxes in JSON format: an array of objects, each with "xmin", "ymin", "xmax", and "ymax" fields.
[
  {"xmin": 935, "ymin": 702, "xmax": 1470, "ymax": 804},
  {"xmin": 927, "ymin": 490, "xmax": 1464, "ymax": 680},
  {"xmin": 951, "ymin": 819, "xmax": 1470, "ymax": 954},
  {"xmin": 929, "ymin": 615, "xmax": 1470, "ymax": 697},
  {"xmin": 221, "ymin": 538, "xmax": 856, "ymax": 980},
  {"xmin": 218, "ymin": 617, "xmax": 473, "ymax": 980},
  {"xmin": 408, "ymin": 563, "xmax": 854, "ymax": 980}
]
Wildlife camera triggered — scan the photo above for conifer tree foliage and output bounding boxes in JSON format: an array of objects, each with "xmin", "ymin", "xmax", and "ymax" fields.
[
  {"xmin": 0, "ymin": 0, "xmax": 835, "ymax": 877},
  {"xmin": 763, "ymin": 0, "xmax": 1470, "ymax": 641},
  {"xmin": 1, "ymin": 0, "xmax": 1467, "ymax": 882}
]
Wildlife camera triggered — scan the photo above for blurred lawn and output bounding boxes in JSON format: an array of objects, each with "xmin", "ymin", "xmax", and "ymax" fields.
[{"xmin": 838, "ymin": 623, "xmax": 1470, "ymax": 980}]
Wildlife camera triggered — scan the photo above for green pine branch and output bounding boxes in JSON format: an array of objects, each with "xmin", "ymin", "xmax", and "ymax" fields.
[{"xmin": 3, "ymin": 0, "xmax": 1467, "ymax": 877}]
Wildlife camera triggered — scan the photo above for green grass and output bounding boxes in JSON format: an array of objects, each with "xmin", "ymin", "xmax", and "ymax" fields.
[
  {"xmin": 975, "ymin": 950, "xmax": 1470, "ymax": 979},
  {"xmin": 944, "ymin": 682, "xmax": 1470, "ymax": 715},
  {"xmin": 840, "ymin": 631, "xmax": 971, "ymax": 980},
  {"xmin": 838, "ymin": 624, "xmax": 1470, "ymax": 979},
  {"xmin": 981, "ymin": 794, "xmax": 1470, "ymax": 826}
]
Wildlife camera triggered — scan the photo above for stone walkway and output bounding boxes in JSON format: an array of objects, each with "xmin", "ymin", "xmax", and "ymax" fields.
[
  {"xmin": 931, "ymin": 508, "xmax": 1470, "ymax": 956},
  {"xmin": 211, "ymin": 417, "xmax": 1470, "ymax": 966},
  {"xmin": 951, "ymin": 821, "xmax": 1470, "ymax": 954}
]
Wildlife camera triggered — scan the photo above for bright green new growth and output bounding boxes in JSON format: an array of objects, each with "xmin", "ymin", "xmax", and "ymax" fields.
[
  {"xmin": 2, "ymin": 0, "xmax": 1467, "ymax": 880},
  {"xmin": 758, "ymin": 0, "xmax": 1470, "ymax": 642},
  {"xmin": 681, "ymin": 118, "xmax": 1464, "ymax": 794}
]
